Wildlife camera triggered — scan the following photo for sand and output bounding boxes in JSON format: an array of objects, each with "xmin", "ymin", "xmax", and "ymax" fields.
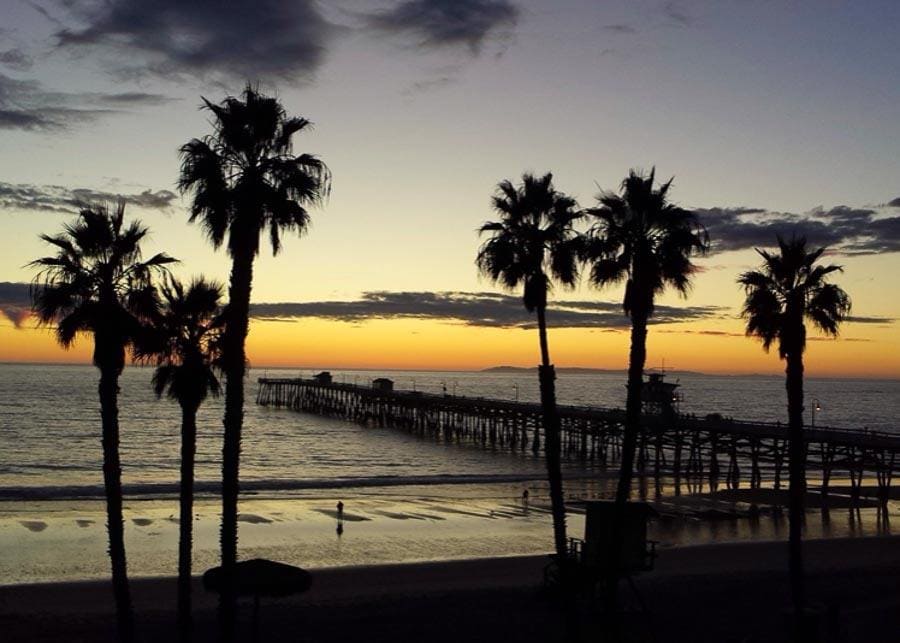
[
  {"xmin": 1, "ymin": 482, "xmax": 895, "ymax": 586},
  {"xmin": 0, "ymin": 537, "xmax": 898, "ymax": 642}
]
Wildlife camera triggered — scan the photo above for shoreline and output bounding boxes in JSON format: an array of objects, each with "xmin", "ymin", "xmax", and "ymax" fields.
[
  {"xmin": 2, "ymin": 537, "xmax": 898, "ymax": 642},
  {"xmin": 1, "ymin": 481, "xmax": 895, "ymax": 586}
]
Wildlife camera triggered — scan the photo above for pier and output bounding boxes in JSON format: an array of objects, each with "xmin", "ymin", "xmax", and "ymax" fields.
[{"xmin": 256, "ymin": 378, "xmax": 898, "ymax": 504}]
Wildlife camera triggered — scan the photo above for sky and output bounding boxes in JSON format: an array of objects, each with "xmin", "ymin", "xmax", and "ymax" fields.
[{"xmin": 0, "ymin": 0, "xmax": 898, "ymax": 377}]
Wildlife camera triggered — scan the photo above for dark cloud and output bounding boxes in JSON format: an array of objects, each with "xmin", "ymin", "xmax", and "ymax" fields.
[
  {"xmin": 365, "ymin": 0, "xmax": 519, "ymax": 53},
  {"xmin": 248, "ymin": 290, "xmax": 722, "ymax": 329},
  {"xmin": 0, "ymin": 282, "xmax": 31, "ymax": 328},
  {"xmin": 403, "ymin": 74, "xmax": 458, "ymax": 95},
  {"xmin": 889, "ymin": 197, "xmax": 900, "ymax": 208},
  {"xmin": 0, "ymin": 72, "xmax": 109, "ymax": 130},
  {"xmin": 54, "ymin": 0, "xmax": 336, "ymax": 83},
  {"xmin": 0, "ymin": 71, "xmax": 169, "ymax": 131},
  {"xmin": 602, "ymin": 24, "xmax": 637, "ymax": 34},
  {"xmin": 663, "ymin": 2, "xmax": 692, "ymax": 27},
  {"xmin": 0, "ymin": 182, "xmax": 177, "ymax": 213},
  {"xmin": 0, "ymin": 48, "xmax": 33, "ymax": 71},
  {"xmin": 98, "ymin": 92, "xmax": 176, "ymax": 106},
  {"xmin": 846, "ymin": 315, "xmax": 896, "ymax": 324},
  {"xmin": 696, "ymin": 205, "xmax": 900, "ymax": 256}
]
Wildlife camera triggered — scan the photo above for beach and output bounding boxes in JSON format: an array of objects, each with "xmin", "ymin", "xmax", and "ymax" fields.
[
  {"xmin": 2, "ymin": 537, "xmax": 898, "ymax": 642},
  {"xmin": 1, "ymin": 364, "xmax": 897, "ymax": 640},
  {"xmin": 1, "ymin": 481, "xmax": 895, "ymax": 585}
]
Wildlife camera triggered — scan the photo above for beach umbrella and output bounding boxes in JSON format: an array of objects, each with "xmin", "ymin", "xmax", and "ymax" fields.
[{"xmin": 204, "ymin": 559, "xmax": 313, "ymax": 640}]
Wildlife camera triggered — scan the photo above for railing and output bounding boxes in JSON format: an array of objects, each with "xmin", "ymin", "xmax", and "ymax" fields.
[{"xmin": 257, "ymin": 377, "xmax": 899, "ymax": 449}]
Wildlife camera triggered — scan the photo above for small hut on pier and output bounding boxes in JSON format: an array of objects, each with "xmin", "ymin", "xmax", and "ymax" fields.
[
  {"xmin": 313, "ymin": 371, "xmax": 333, "ymax": 385},
  {"xmin": 372, "ymin": 377, "xmax": 394, "ymax": 392}
]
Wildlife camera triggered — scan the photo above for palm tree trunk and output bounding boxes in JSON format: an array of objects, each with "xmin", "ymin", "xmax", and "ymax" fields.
[
  {"xmin": 617, "ymin": 309, "xmax": 648, "ymax": 504},
  {"xmin": 785, "ymin": 347, "xmax": 807, "ymax": 622},
  {"xmin": 604, "ymin": 306, "xmax": 649, "ymax": 626},
  {"xmin": 219, "ymin": 243, "xmax": 255, "ymax": 640},
  {"xmin": 536, "ymin": 306, "xmax": 578, "ymax": 642},
  {"xmin": 536, "ymin": 305, "xmax": 567, "ymax": 561},
  {"xmin": 98, "ymin": 361, "xmax": 134, "ymax": 643},
  {"xmin": 178, "ymin": 401, "xmax": 199, "ymax": 642}
]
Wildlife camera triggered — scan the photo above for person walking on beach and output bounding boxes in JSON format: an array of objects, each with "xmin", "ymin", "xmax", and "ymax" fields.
[{"xmin": 336, "ymin": 501, "xmax": 345, "ymax": 537}]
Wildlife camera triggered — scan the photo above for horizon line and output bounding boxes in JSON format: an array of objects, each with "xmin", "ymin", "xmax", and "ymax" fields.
[{"xmin": 1, "ymin": 360, "xmax": 897, "ymax": 382}]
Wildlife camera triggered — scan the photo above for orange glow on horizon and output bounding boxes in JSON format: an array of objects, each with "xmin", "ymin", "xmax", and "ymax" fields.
[{"xmin": 4, "ymin": 316, "xmax": 896, "ymax": 379}]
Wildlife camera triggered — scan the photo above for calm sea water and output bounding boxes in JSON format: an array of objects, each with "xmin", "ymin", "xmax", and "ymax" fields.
[{"xmin": 0, "ymin": 363, "xmax": 897, "ymax": 498}]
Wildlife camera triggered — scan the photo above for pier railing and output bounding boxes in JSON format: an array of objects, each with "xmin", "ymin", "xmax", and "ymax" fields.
[{"xmin": 256, "ymin": 377, "xmax": 898, "ymax": 503}]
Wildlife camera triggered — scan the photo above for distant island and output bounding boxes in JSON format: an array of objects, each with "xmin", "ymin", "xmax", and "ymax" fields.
[{"xmin": 481, "ymin": 365, "xmax": 707, "ymax": 376}]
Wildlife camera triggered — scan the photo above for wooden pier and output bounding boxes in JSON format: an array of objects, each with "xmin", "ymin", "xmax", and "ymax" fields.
[{"xmin": 256, "ymin": 378, "xmax": 898, "ymax": 504}]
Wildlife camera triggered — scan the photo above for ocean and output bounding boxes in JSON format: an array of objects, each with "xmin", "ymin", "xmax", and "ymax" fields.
[
  {"xmin": 0, "ymin": 363, "xmax": 897, "ymax": 498},
  {"xmin": 0, "ymin": 363, "xmax": 897, "ymax": 583}
]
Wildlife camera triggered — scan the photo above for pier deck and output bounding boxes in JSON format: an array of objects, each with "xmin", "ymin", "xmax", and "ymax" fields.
[{"xmin": 256, "ymin": 378, "xmax": 898, "ymax": 503}]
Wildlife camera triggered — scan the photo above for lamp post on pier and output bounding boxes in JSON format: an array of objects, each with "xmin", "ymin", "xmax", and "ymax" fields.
[
  {"xmin": 513, "ymin": 384, "xmax": 519, "ymax": 401},
  {"xmin": 811, "ymin": 398, "xmax": 821, "ymax": 428}
]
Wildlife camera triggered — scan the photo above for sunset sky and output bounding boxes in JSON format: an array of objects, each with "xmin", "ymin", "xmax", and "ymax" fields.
[{"xmin": 1, "ymin": 0, "xmax": 898, "ymax": 377}]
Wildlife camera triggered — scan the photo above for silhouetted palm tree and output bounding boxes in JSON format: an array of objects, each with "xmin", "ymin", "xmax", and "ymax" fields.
[
  {"xmin": 738, "ymin": 235, "xmax": 850, "ymax": 630},
  {"xmin": 582, "ymin": 169, "xmax": 707, "ymax": 621},
  {"xmin": 30, "ymin": 202, "xmax": 175, "ymax": 643},
  {"xmin": 135, "ymin": 277, "xmax": 223, "ymax": 642},
  {"xmin": 582, "ymin": 168, "xmax": 708, "ymax": 504},
  {"xmin": 178, "ymin": 85, "xmax": 330, "ymax": 630},
  {"xmin": 476, "ymin": 172, "xmax": 581, "ymax": 563}
]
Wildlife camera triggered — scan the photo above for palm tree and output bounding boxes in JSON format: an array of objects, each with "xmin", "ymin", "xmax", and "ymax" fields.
[
  {"xmin": 30, "ymin": 202, "xmax": 175, "ymax": 643},
  {"xmin": 582, "ymin": 169, "xmax": 707, "ymax": 620},
  {"xmin": 476, "ymin": 172, "xmax": 581, "ymax": 563},
  {"xmin": 582, "ymin": 168, "xmax": 708, "ymax": 505},
  {"xmin": 178, "ymin": 85, "xmax": 330, "ymax": 629},
  {"xmin": 135, "ymin": 277, "xmax": 223, "ymax": 642},
  {"xmin": 738, "ymin": 235, "xmax": 850, "ymax": 631}
]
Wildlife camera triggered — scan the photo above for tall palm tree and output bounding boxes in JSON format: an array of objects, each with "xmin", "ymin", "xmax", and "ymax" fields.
[
  {"xmin": 738, "ymin": 235, "xmax": 850, "ymax": 630},
  {"xmin": 582, "ymin": 169, "xmax": 707, "ymax": 620},
  {"xmin": 476, "ymin": 172, "xmax": 581, "ymax": 563},
  {"xmin": 582, "ymin": 168, "xmax": 708, "ymax": 505},
  {"xmin": 135, "ymin": 277, "xmax": 223, "ymax": 642},
  {"xmin": 30, "ymin": 202, "xmax": 175, "ymax": 643},
  {"xmin": 178, "ymin": 85, "xmax": 330, "ymax": 629}
]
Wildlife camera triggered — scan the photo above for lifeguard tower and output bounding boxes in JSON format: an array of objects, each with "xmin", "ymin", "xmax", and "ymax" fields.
[
  {"xmin": 641, "ymin": 372, "xmax": 680, "ymax": 415},
  {"xmin": 545, "ymin": 500, "xmax": 658, "ymax": 604}
]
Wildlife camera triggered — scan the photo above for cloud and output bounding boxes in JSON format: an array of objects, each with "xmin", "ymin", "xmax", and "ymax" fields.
[
  {"xmin": 0, "ymin": 182, "xmax": 177, "ymax": 213},
  {"xmin": 0, "ymin": 282, "xmax": 31, "ymax": 328},
  {"xmin": 53, "ymin": 0, "xmax": 336, "ymax": 83},
  {"xmin": 97, "ymin": 92, "xmax": 176, "ymax": 106},
  {"xmin": 888, "ymin": 197, "xmax": 900, "ymax": 208},
  {"xmin": 365, "ymin": 0, "xmax": 519, "ymax": 53},
  {"xmin": 0, "ymin": 71, "xmax": 170, "ymax": 131},
  {"xmin": 248, "ymin": 290, "xmax": 723, "ymax": 329},
  {"xmin": 663, "ymin": 2, "xmax": 692, "ymax": 27},
  {"xmin": 846, "ymin": 315, "xmax": 896, "ymax": 324},
  {"xmin": 403, "ymin": 74, "xmax": 459, "ymax": 95},
  {"xmin": 0, "ymin": 72, "xmax": 109, "ymax": 130},
  {"xmin": 602, "ymin": 24, "xmax": 637, "ymax": 34},
  {"xmin": 696, "ymin": 204, "xmax": 900, "ymax": 256},
  {"xmin": 0, "ymin": 48, "xmax": 33, "ymax": 71}
]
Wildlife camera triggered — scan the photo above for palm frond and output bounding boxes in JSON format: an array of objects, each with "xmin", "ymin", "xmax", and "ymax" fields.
[
  {"xmin": 582, "ymin": 168, "xmax": 708, "ymax": 319},
  {"xmin": 180, "ymin": 88, "xmax": 330, "ymax": 259},
  {"xmin": 476, "ymin": 172, "xmax": 580, "ymax": 312},
  {"xmin": 739, "ymin": 237, "xmax": 850, "ymax": 358}
]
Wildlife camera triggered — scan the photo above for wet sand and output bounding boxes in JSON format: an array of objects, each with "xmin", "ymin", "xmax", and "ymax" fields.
[
  {"xmin": 0, "ymin": 537, "xmax": 898, "ymax": 642},
  {"xmin": 0, "ymin": 480, "xmax": 895, "ymax": 585}
]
